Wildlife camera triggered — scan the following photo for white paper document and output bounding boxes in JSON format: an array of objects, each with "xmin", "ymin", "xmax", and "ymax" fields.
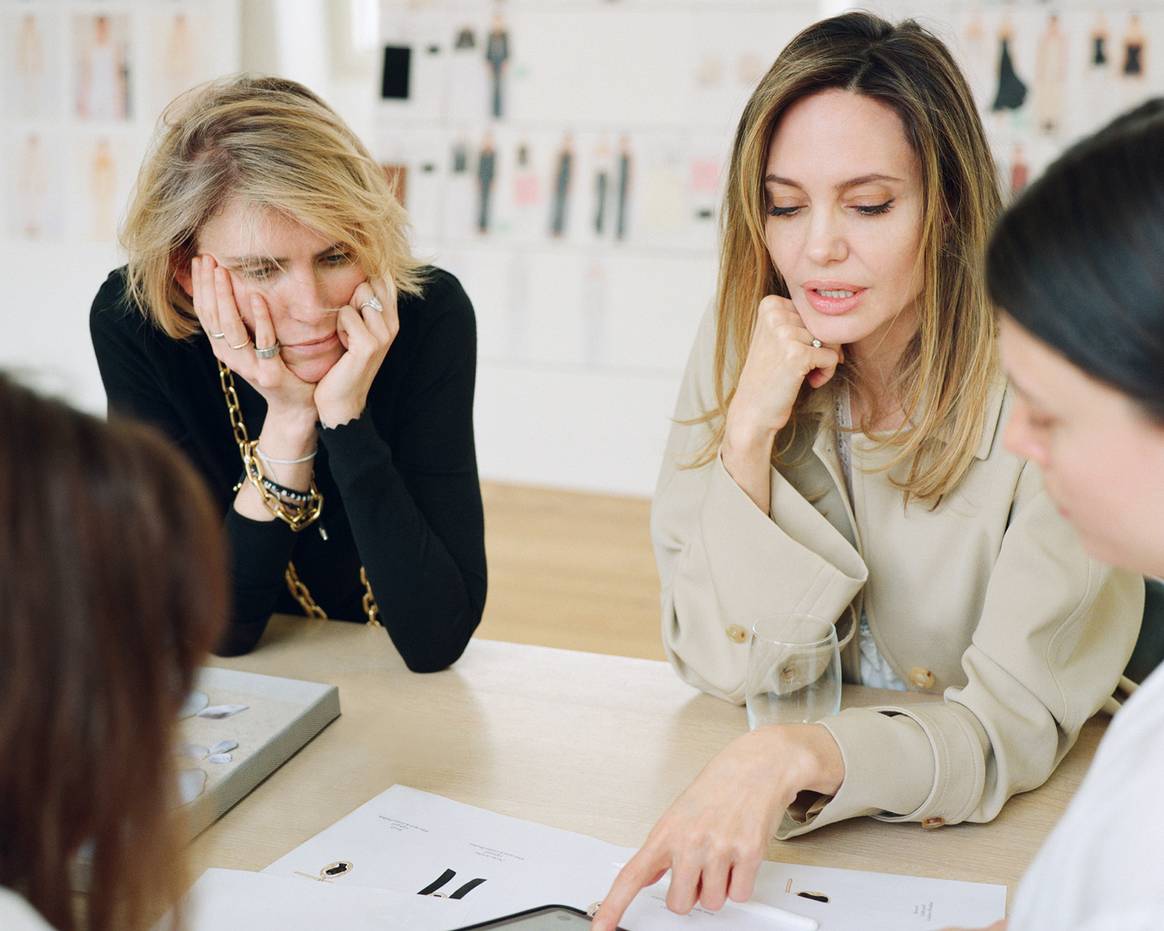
[
  {"xmin": 262, "ymin": 785, "xmax": 1006, "ymax": 930},
  {"xmin": 175, "ymin": 868, "xmax": 469, "ymax": 930}
]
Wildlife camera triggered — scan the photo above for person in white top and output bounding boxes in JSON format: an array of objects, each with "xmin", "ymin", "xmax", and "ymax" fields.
[
  {"xmin": 946, "ymin": 98, "xmax": 1164, "ymax": 930},
  {"xmin": 0, "ymin": 375, "xmax": 226, "ymax": 931}
]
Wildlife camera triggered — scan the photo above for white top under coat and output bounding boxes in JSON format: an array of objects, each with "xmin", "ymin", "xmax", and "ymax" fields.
[
  {"xmin": 0, "ymin": 888, "xmax": 53, "ymax": 931},
  {"xmin": 1009, "ymin": 663, "xmax": 1164, "ymax": 930}
]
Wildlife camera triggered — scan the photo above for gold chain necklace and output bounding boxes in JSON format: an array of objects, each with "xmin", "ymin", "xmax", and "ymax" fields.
[{"xmin": 217, "ymin": 361, "xmax": 381, "ymax": 628}]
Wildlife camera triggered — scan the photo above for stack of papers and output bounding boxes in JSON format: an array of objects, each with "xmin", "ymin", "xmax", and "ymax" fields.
[{"xmin": 175, "ymin": 786, "xmax": 1006, "ymax": 930}]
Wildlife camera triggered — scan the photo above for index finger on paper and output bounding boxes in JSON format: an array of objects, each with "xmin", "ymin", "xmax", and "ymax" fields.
[{"xmin": 592, "ymin": 850, "xmax": 666, "ymax": 931}]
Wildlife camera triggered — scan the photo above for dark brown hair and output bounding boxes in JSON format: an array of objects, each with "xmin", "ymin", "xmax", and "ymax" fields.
[{"xmin": 0, "ymin": 373, "xmax": 227, "ymax": 931}]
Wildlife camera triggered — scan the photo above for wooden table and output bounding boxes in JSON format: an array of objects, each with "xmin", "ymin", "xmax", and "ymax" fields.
[{"xmin": 189, "ymin": 616, "xmax": 1105, "ymax": 899}]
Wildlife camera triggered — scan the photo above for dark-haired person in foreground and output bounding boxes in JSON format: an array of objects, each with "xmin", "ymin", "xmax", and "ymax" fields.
[
  {"xmin": 945, "ymin": 99, "xmax": 1164, "ymax": 931},
  {"xmin": 0, "ymin": 373, "xmax": 226, "ymax": 931}
]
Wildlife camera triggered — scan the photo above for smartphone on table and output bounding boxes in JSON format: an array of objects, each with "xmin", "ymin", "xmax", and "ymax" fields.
[{"xmin": 450, "ymin": 903, "xmax": 629, "ymax": 930}]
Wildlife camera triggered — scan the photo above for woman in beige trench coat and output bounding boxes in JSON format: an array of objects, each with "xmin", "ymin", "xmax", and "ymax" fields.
[{"xmin": 594, "ymin": 13, "xmax": 1144, "ymax": 929}]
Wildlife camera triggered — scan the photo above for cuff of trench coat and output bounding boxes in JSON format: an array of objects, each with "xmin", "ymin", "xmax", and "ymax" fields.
[
  {"xmin": 678, "ymin": 457, "xmax": 868, "ymax": 703},
  {"xmin": 774, "ymin": 705, "xmax": 937, "ymax": 839},
  {"xmin": 702, "ymin": 454, "xmax": 867, "ymax": 618}
]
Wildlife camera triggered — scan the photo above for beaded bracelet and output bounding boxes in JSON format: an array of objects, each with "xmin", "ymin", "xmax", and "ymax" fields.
[{"xmin": 237, "ymin": 441, "xmax": 323, "ymax": 532}]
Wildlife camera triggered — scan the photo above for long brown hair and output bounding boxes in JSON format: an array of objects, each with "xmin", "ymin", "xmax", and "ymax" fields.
[
  {"xmin": 0, "ymin": 373, "xmax": 226, "ymax": 931},
  {"xmin": 121, "ymin": 73, "xmax": 428, "ymax": 340},
  {"xmin": 701, "ymin": 12, "xmax": 1002, "ymax": 504}
]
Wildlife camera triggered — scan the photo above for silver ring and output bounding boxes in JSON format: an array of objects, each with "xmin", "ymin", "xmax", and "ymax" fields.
[
  {"xmin": 210, "ymin": 331, "xmax": 227, "ymax": 340},
  {"xmin": 359, "ymin": 295, "xmax": 384, "ymax": 313},
  {"xmin": 228, "ymin": 337, "xmax": 252, "ymax": 351},
  {"xmin": 811, "ymin": 338, "xmax": 822, "ymax": 349},
  {"xmin": 254, "ymin": 341, "xmax": 280, "ymax": 360}
]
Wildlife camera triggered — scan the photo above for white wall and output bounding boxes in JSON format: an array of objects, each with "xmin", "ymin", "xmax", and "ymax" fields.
[
  {"xmin": 372, "ymin": 0, "xmax": 816, "ymax": 494},
  {"xmin": 0, "ymin": 0, "xmax": 240, "ymax": 413},
  {"xmin": 4, "ymin": 0, "xmax": 1161, "ymax": 496}
]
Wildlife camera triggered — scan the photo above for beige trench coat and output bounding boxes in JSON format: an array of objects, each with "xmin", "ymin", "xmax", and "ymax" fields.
[{"xmin": 654, "ymin": 308, "xmax": 1144, "ymax": 839}]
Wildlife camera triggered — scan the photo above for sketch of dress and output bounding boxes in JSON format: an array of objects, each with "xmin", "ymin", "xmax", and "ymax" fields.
[
  {"xmin": 960, "ymin": 11, "xmax": 991, "ymax": 109},
  {"xmin": 1034, "ymin": 15, "xmax": 1066, "ymax": 134},
  {"xmin": 511, "ymin": 143, "xmax": 541, "ymax": 240},
  {"xmin": 161, "ymin": 13, "xmax": 198, "ymax": 105},
  {"xmin": 513, "ymin": 144, "xmax": 540, "ymax": 207},
  {"xmin": 1123, "ymin": 15, "xmax": 1146, "ymax": 78},
  {"xmin": 76, "ymin": 15, "xmax": 129, "ymax": 120},
  {"xmin": 1009, "ymin": 144, "xmax": 1029, "ymax": 199},
  {"xmin": 689, "ymin": 154, "xmax": 720, "ymax": 229},
  {"xmin": 15, "ymin": 134, "xmax": 50, "ymax": 239},
  {"xmin": 90, "ymin": 138, "xmax": 118, "ymax": 239},
  {"xmin": 1093, "ymin": 33, "xmax": 1108, "ymax": 67},
  {"xmin": 991, "ymin": 34, "xmax": 1027, "ymax": 112},
  {"xmin": 15, "ymin": 14, "xmax": 47, "ymax": 118}
]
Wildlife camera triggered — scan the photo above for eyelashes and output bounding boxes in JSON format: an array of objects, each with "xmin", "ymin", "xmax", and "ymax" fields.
[
  {"xmin": 234, "ymin": 251, "xmax": 354, "ymax": 282},
  {"xmin": 855, "ymin": 199, "xmax": 894, "ymax": 216},
  {"xmin": 766, "ymin": 199, "xmax": 896, "ymax": 219}
]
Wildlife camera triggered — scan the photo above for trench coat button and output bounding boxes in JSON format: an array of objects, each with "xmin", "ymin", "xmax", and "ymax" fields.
[
  {"xmin": 921, "ymin": 817, "xmax": 945, "ymax": 830},
  {"xmin": 726, "ymin": 624, "xmax": 748, "ymax": 644},
  {"xmin": 908, "ymin": 666, "xmax": 936, "ymax": 689}
]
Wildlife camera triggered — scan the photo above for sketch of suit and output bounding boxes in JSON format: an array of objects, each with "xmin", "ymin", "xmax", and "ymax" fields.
[
  {"xmin": 477, "ymin": 147, "xmax": 496, "ymax": 233},
  {"xmin": 485, "ymin": 30, "xmax": 510, "ymax": 118},
  {"xmin": 550, "ymin": 150, "xmax": 572, "ymax": 237}
]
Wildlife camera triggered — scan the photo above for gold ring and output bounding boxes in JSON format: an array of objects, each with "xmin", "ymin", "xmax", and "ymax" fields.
[{"xmin": 228, "ymin": 337, "xmax": 252, "ymax": 351}]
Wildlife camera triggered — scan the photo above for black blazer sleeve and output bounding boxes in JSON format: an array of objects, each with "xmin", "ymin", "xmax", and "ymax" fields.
[{"xmin": 321, "ymin": 274, "xmax": 487, "ymax": 671}]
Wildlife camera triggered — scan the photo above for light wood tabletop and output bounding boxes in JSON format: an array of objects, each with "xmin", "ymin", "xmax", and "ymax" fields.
[{"xmin": 188, "ymin": 615, "xmax": 1104, "ymax": 900}]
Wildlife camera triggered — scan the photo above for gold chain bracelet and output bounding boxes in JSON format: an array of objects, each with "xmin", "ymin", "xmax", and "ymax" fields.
[
  {"xmin": 240, "ymin": 438, "xmax": 323, "ymax": 532},
  {"xmin": 218, "ymin": 361, "xmax": 382, "ymax": 628}
]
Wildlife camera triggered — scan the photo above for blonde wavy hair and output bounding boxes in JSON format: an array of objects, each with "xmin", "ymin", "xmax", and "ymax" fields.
[
  {"xmin": 700, "ymin": 12, "xmax": 1002, "ymax": 504},
  {"xmin": 121, "ymin": 74, "xmax": 427, "ymax": 339}
]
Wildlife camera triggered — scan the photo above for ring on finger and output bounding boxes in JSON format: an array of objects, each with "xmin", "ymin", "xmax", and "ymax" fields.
[
  {"xmin": 359, "ymin": 295, "xmax": 384, "ymax": 313},
  {"xmin": 228, "ymin": 336, "xmax": 252, "ymax": 351},
  {"xmin": 254, "ymin": 340, "xmax": 280, "ymax": 360},
  {"xmin": 210, "ymin": 330, "xmax": 227, "ymax": 340},
  {"xmin": 810, "ymin": 338, "xmax": 823, "ymax": 349}
]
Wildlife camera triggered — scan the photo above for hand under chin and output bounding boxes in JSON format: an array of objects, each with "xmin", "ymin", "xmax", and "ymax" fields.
[{"xmin": 286, "ymin": 352, "xmax": 341, "ymax": 386}]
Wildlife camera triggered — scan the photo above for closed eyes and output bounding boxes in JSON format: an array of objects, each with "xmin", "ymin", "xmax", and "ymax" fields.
[{"xmin": 766, "ymin": 199, "xmax": 896, "ymax": 219}]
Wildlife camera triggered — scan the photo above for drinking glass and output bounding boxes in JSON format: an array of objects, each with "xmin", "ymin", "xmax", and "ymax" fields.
[{"xmin": 744, "ymin": 614, "xmax": 841, "ymax": 729}]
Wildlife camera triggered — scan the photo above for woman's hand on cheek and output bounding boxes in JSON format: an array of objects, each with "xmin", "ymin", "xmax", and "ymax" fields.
[
  {"xmin": 191, "ymin": 255, "xmax": 316, "ymax": 429},
  {"xmin": 314, "ymin": 275, "xmax": 400, "ymax": 428}
]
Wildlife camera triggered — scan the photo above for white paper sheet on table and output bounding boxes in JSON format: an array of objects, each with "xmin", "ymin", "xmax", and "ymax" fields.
[
  {"xmin": 171, "ymin": 868, "xmax": 469, "ymax": 930},
  {"xmin": 262, "ymin": 785, "xmax": 1006, "ymax": 930}
]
